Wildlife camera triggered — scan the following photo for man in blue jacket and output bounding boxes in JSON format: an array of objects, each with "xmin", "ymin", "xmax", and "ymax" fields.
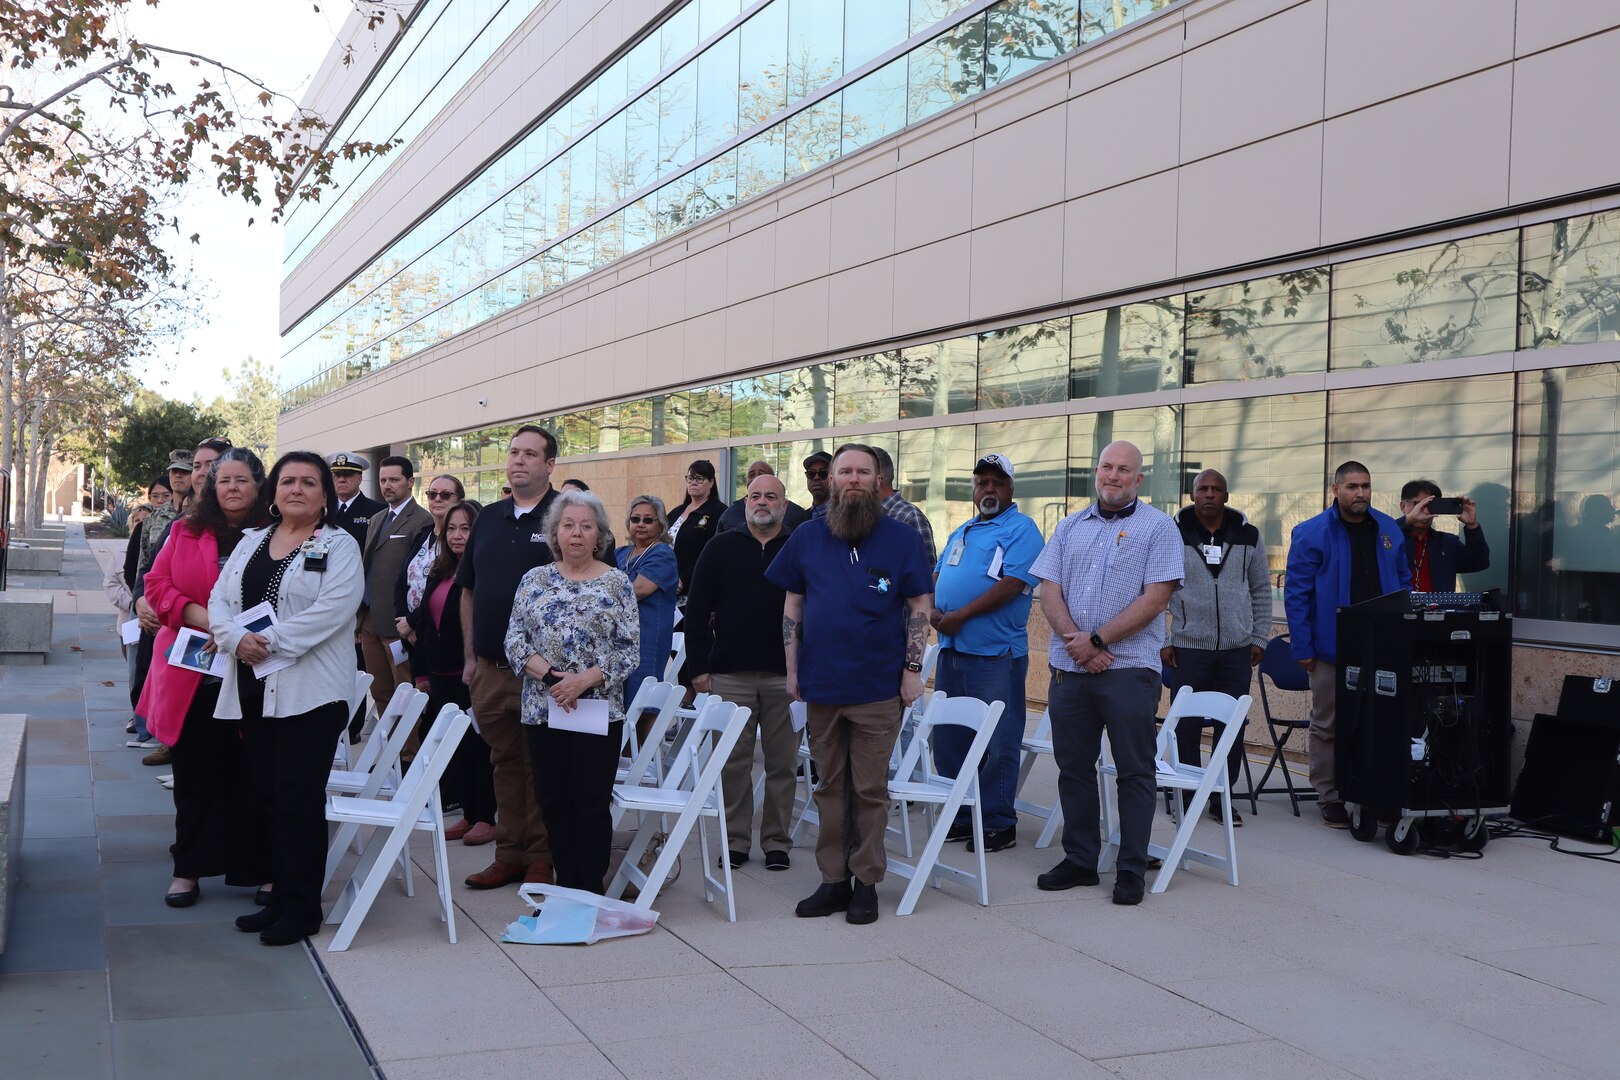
[
  {"xmin": 1396, "ymin": 480, "xmax": 1489, "ymax": 591},
  {"xmin": 1284, "ymin": 461, "xmax": 1410, "ymax": 828}
]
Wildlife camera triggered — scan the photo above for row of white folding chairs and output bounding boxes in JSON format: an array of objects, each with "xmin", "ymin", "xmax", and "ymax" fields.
[
  {"xmin": 331, "ymin": 671, "xmax": 376, "ymax": 770},
  {"xmin": 323, "ymin": 700, "xmax": 471, "ymax": 952},
  {"xmin": 324, "ymin": 683, "xmax": 428, "ymax": 891}
]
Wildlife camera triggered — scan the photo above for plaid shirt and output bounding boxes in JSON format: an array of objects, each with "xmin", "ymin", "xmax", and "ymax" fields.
[
  {"xmin": 1030, "ymin": 501, "xmax": 1183, "ymax": 672},
  {"xmin": 882, "ymin": 492, "xmax": 937, "ymax": 566}
]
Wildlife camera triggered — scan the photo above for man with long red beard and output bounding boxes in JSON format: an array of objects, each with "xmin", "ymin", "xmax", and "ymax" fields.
[{"xmin": 768, "ymin": 444, "xmax": 933, "ymax": 925}]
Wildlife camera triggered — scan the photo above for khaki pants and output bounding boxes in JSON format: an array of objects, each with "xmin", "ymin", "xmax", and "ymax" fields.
[
  {"xmin": 357, "ymin": 623, "xmax": 411, "ymax": 714},
  {"xmin": 713, "ymin": 672, "xmax": 798, "ymax": 856},
  {"xmin": 805, "ymin": 697, "xmax": 902, "ymax": 885},
  {"xmin": 1308, "ymin": 661, "xmax": 1339, "ymax": 806},
  {"xmin": 470, "ymin": 658, "xmax": 550, "ymax": 867}
]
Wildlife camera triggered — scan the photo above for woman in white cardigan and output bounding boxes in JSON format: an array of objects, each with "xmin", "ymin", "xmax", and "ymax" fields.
[{"xmin": 209, "ymin": 450, "xmax": 363, "ymax": 946}]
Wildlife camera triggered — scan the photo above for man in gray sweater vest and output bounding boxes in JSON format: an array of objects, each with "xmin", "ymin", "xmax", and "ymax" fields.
[{"xmin": 1161, "ymin": 470, "xmax": 1272, "ymax": 824}]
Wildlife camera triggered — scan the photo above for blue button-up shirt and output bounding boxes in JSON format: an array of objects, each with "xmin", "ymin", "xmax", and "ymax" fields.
[
  {"xmin": 1030, "ymin": 501, "xmax": 1183, "ymax": 672},
  {"xmin": 933, "ymin": 503, "xmax": 1045, "ymax": 658}
]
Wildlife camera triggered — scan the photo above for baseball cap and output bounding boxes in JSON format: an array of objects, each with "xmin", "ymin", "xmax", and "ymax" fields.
[
  {"xmin": 974, "ymin": 453, "xmax": 1015, "ymax": 480},
  {"xmin": 167, "ymin": 449, "xmax": 194, "ymax": 471},
  {"xmin": 803, "ymin": 450, "xmax": 832, "ymax": 469}
]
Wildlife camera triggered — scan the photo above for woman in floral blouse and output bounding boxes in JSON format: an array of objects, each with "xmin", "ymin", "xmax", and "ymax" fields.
[{"xmin": 504, "ymin": 489, "xmax": 639, "ymax": 893}]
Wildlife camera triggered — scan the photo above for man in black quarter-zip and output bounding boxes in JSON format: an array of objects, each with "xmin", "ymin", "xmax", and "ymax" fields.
[
  {"xmin": 685, "ymin": 473, "xmax": 798, "ymax": 873},
  {"xmin": 1161, "ymin": 469, "xmax": 1272, "ymax": 825}
]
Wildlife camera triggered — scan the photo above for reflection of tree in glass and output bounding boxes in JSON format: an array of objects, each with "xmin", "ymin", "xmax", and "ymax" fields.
[
  {"xmin": 1080, "ymin": 0, "xmax": 1177, "ymax": 41},
  {"xmin": 978, "ymin": 320, "xmax": 1068, "ymax": 410},
  {"xmin": 1343, "ymin": 238, "xmax": 1517, "ymax": 366},
  {"xmin": 1521, "ymin": 211, "xmax": 1620, "ymax": 349},
  {"xmin": 985, "ymin": 0, "xmax": 1080, "ymax": 83},
  {"xmin": 1186, "ymin": 269, "xmax": 1327, "ymax": 382}
]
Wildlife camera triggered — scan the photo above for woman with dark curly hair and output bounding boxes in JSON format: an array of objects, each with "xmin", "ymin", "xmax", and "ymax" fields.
[
  {"xmin": 210, "ymin": 450, "xmax": 364, "ymax": 945},
  {"xmin": 138, "ymin": 446, "xmax": 273, "ymax": 910}
]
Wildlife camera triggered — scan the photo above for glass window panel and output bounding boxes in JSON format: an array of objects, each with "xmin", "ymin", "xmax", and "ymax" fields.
[
  {"xmin": 556, "ymin": 410, "xmax": 601, "ymax": 458},
  {"xmin": 739, "ymin": 2, "xmax": 789, "ymax": 129},
  {"xmin": 594, "ymin": 110, "xmax": 629, "ymax": 207},
  {"xmin": 656, "ymin": 171, "xmax": 698, "ymax": 237},
  {"xmin": 987, "ymin": 0, "xmax": 1080, "ymax": 87},
  {"xmin": 1520, "ymin": 209, "xmax": 1620, "ymax": 349},
  {"xmin": 1515, "ymin": 364, "xmax": 1620, "ymax": 623},
  {"xmin": 1183, "ymin": 392, "xmax": 1325, "ymax": 585},
  {"xmin": 1331, "ymin": 232, "xmax": 1519, "ymax": 369},
  {"xmin": 695, "ymin": 31, "xmax": 740, "ymax": 157},
  {"xmin": 617, "ymin": 399, "xmax": 655, "ymax": 449},
  {"xmin": 899, "ymin": 424, "xmax": 977, "ymax": 540},
  {"xmin": 846, "ymin": 0, "xmax": 909, "ymax": 70},
  {"xmin": 731, "ymin": 441, "xmax": 799, "ymax": 501},
  {"xmin": 841, "ymin": 54, "xmax": 909, "ymax": 154},
  {"xmin": 1185, "ymin": 268, "xmax": 1329, "ymax": 384},
  {"xmin": 686, "ymin": 384, "xmax": 733, "ymax": 443},
  {"xmin": 911, "ymin": 0, "xmax": 975, "ymax": 35},
  {"xmin": 785, "ymin": 95, "xmax": 842, "ymax": 180},
  {"xmin": 1332, "ymin": 375, "xmax": 1514, "ymax": 597},
  {"xmin": 833, "ymin": 352, "xmax": 901, "ymax": 426},
  {"xmin": 661, "ymin": 1, "xmax": 700, "ymax": 64},
  {"xmin": 690, "ymin": 151, "xmax": 738, "ymax": 224},
  {"xmin": 730, "ymin": 375, "xmax": 783, "ymax": 436},
  {"xmin": 626, "ymin": 33, "xmax": 661, "ymax": 93},
  {"xmin": 1070, "ymin": 297, "xmax": 1184, "ymax": 399},
  {"xmin": 598, "ymin": 57, "xmax": 629, "ymax": 110},
  {"xmin": 900, "ymin": 336, "xmax": 978, "ymax": 418},
  {"xmin": 788, "ymin": 0, "xmax": 844, "ymax": 101},
  {"xmin": 700, "ymin": 0, "xmax": 742, "ymax": 39},
  {"xmin": 977, "ymin": 318, "xmax": 1070, "ymax": 410},
  {"xmin": 653, "ymin": 393, "xmax": 690, "ymax": 445},
  {"xmin": 598, "ymin": 405, "xmax": 624, "ymax": 454},
  {"xmin": 1079, "ymin": 0, "xmax": 1174, "ymax": 41},
  {"xmin": 980, "ymin": 415, "xmax": 1068, "ymax": 536},
  {"xmin": 908, "ymin": 14, "xmax": 986, "ymax": 125},
  {"xmin": 625, "ymin": 87, "xmax": 662, "ymax": 193},
  {"xmin": 779, "ymin": 364, "xmax": 836, "ymax": 432},
  {"xmin": 738, "ymin": 121, "xmax": 787, "ymax": 200},
  {"xmin": 624, "ymin": 196, "xmax": 656, "ymax": 253},
  {"xmin": 659, "ymin": 61, "xmax": 699, "ymax": 174},
  {"xmin": 1067, "ymin": 406, "xmax": 1182, "ymax": 511}
]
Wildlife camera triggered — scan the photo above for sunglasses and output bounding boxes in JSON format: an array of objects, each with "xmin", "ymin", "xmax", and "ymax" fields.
[
  {"xmin": 425, "ymin": 490, "xmax": 459, "ymax": 500},
  {"xmin": 628, "ymin": 515, "xmax": 659, "ymax": 525},
  {"xmin": 805, "ymin": 469, "xmax": 829, "ymax": 480}
]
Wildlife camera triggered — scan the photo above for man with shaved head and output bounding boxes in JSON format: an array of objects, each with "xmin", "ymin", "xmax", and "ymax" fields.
[
  {"xmin": 1030, "ymin": 441, "xmax": 1183, "ymax": 905},
  {"xmin": 1162, "ymin": 469, "xmax": 1272, "ymax": 826},
  {"xmin": 716, "ymin": 459, "xmax": 808, "ymax": 533}
]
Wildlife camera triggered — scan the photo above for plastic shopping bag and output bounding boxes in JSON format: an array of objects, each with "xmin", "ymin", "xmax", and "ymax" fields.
[{"xmin": 501, "ymin": 884, "xmax": 659, "ymax": 946}]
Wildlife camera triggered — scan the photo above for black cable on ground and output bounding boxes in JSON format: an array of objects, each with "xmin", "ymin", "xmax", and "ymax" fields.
[{"xmin": 1487, "ymin": 817, "xmax": 1620, "ymax": 865}]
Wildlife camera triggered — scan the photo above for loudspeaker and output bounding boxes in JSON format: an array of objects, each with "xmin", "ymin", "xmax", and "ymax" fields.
[
  {"xmin": 1511, "ymin": 710, "xmax": 1620, "ymax": 842},
  {"xmin": 1556, "ymin": 675, "xmax": 1620, "ymax": 731}
]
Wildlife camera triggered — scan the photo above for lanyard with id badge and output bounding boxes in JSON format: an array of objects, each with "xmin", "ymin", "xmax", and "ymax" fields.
[{"xmin": 300, "ymin": 529, "xmax": 332, "ymax": 573}]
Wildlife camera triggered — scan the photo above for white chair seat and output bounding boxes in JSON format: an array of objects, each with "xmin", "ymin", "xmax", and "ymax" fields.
[
  {"xmin": 887, "ymin": 779, "xmax": 956, "ymax": 803},
  {"xmin": 326, "ymin": 769, "xmax": 396, "ymax": 796},
  {"xmin": 327, "ymin": 795, "xmax": 433, "ymax": 828},
  {"xmin": 613, "ymin": 787, "xmax": 720, "ymax": 814}
]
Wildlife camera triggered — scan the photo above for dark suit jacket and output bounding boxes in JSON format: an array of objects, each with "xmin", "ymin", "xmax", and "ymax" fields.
[
  {"xmin": 333, "ymin": 494, "xmax": 384, "ymax": 549},
  {"xmin": 362, "ymin": 498, "xmax": 433, "ymax": 635}
]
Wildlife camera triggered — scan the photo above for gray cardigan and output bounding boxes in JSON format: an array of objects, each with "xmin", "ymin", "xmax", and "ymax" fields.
[
  {"xmin": 1165, "ymin": 508, "xmax": 1273, "ymax": 652},
  {"xmin": 209, "ymin": 525, "xmax": 364, "ymax": 719}
]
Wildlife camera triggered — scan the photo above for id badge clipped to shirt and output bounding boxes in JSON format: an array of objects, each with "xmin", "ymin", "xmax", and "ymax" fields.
[
  {"xmin": 947, "ymin": 534, "xmax": 966, "ymax": 567},
  {"xmin": 302, "ymin": 533, "xmax": 331, "ymax": 573},
  {"xmin": 1202, "ymin": 543, "xmax": 1224, "ymax": 566}
]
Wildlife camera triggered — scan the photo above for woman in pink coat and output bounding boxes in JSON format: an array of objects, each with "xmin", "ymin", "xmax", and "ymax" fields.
[{"xmin": 138, "ymin": 448, "xmax": 273, "ymax": 908}]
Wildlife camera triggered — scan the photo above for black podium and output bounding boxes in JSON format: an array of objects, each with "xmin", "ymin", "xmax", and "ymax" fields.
[{"xmin": 1335, "ymin": 591, "xmax": 1513, "ymax": 854}]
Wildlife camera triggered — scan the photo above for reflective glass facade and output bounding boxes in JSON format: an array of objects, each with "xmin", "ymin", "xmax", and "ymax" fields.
[
  {"xmin": 404, "ymin": 208, "xmax": 1620, "ymax": 632},
  {"xmin": 281, "ymin": 0, "xmax": 1181, "ymax": 406}
]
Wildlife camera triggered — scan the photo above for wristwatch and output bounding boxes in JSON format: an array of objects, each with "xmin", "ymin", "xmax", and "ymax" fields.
[
  {"xmin": 905, "ymin": 661, "xmax": 923, "ymax": 673},
  {"xmin": 1089, "ymin": 631, "xmax": 1107, "ymax": 651}
]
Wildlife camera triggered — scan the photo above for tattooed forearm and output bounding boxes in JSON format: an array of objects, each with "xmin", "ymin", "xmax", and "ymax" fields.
[
  {"xmin": 905, "ymin": 605, "xmax": 929, "ymax": 666},
  {"xmin": 782, "ymin": 615, "xmax": 800, "ymax": 647}
]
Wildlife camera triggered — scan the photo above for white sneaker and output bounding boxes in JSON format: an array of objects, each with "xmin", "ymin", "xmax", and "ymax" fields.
[
  {"xmin": 127, "ymin": 738, "xmax": 159, "ymax": 749},
  {"xmin": 155, "ymin": 773, "xmax": 173, "ymax": 784}
]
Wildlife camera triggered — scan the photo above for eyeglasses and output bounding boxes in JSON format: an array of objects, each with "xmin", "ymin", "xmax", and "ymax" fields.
[
  {"xmin": 628, "ymin": 516, "xmax": 659, "ymax": 525},
  {"xmin": 425, "ymin": 490, "xmax": 458, "ymax": 500},
  {"xmin": 805, "ymin": 470, "xmax": 828, "ymax": 480},
  {"xmin": 685, "ymin": 474, "xmax": 709, "ymax": 483}
]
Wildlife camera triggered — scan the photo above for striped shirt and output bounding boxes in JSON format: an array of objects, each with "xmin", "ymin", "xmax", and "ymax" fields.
[{"xmin": 1030, "ymin": 501, "xmax": 1183, "ymax": 672}]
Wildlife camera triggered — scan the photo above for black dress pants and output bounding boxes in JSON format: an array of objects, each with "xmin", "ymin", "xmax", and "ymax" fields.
[
  {"xmin": 1166, "ymin": 646, "xmax": 1251, "ymax": 803},
  {"xmin": 245, "ymin": 701, "xmax": 348, "ymax": 927},
  {"xmin": 170, "ymin": 681, "xmax": 270, "ymax": 885},
  {"xmin": 428, "ymin": 673, "xmax": 495, "ymax": 826},
  {"xmin": 526, "ymin": 720, "xmax": 622, "ymax": 893}
]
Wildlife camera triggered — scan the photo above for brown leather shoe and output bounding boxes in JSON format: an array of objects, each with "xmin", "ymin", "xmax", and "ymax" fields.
[
  {"xmin": 464, "ymin": 860, "xmax": 524, "ymax": 889},
  {"xmin": 523, "ymin": 860, "xmax": 554, "ymax": 885},
  {"xmin": 444, "ymin": 818, "xmax": 473, "ymax": 842},
  {"xmin": 142, "ymin": 744, "xmax": 172, "ymax": 766}
]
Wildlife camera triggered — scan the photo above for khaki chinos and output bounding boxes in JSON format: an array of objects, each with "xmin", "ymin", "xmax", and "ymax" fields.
[
  {"xmin": 805, "ymin": 697, "xmax": 903, "ymax": 885},
  {"xmin": 470, "ymin": 658, "xmax": 550, "ymax": 867},
  {"xmin": 713, "ymin": 672, "xmax": 798, "ymax": 855},
  {"xmin": 1308, "ymin": 661, "xmax": 1340, "ymax": 805}
]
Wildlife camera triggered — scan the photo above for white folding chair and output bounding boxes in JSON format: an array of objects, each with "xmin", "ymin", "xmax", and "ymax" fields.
[
  {"xmin": 886, "ymin": 692, "xmax": 1003, "ymax": 916},
  {"xmin": 614, "ymin": 679, "xmax": 685, "ymax": 797},
  {"xmin": 789, "ymin": 725, "xmax": 819, "ymax": 843},
  {"xmin": 607, "ymin": 698, "xmax": 752, "ymax": 921},
  {"xmin": 329, "ymin": 682, "xmax": 418, "ymax": 793},
  {"xmin": 883, "ymin": 643, "xmax": 940, "ymax": 856},
  {"xmin": 1099, "ymin": 686, "xmax": 1251, "ymax": 894},
  {"xmin": 324, "ymin": 703, "xmax": 471, "ymax": 952},
  {"xmin": 1013, "ymin": 708, "xmax": 1064, "ymax": 849},
  {"xmin": 323, "ymin": 687, "xmax": 430, "ymax": 891},
  {"xmin": 334, "ymin": 671, "xmax": 377, "ymax": 769},
  {"xmin": 664, "ymin": 632, "xmax": 686, "ymax": 683}
]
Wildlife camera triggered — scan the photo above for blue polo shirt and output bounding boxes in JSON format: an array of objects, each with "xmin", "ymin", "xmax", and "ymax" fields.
[
  {"xmin": 932, "ymin": 503, "xmax": 1045, "ymax": 658},
  {"xmin": 766, "ymin": 515, "xmax": 932, "ymax": 705}
]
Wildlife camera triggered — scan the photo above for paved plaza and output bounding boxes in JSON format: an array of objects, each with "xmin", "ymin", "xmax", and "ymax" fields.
[{"xmin": 2, "ymin": 525, "xmax": 1616, "ymax": 1078}]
